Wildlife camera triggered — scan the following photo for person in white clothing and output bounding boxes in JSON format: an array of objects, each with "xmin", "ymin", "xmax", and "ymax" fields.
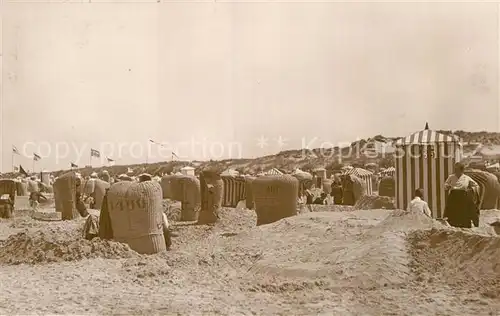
[
  {"xmin": 162, "ymin": 212, "xmax": 172, "ymax": 250},
  {"xmin": 407, "ymin": 188, "xmax": 432, "ymax": 217},
  {"xmin": 444, "ymin": 163, "xmax": 479, "ymax": 191}
]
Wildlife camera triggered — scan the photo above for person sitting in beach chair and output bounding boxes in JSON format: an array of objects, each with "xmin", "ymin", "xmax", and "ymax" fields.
[
  {"xmin": 83, "ymin": 214, "xmax": 100, "ymax": 240},
  {"xmin": 75, "ymin": 177, "xmax": 89, "ymax": 217},
  {"xmin": 0, "ymin": 194, "xmax": 14, "ymax": 219}
]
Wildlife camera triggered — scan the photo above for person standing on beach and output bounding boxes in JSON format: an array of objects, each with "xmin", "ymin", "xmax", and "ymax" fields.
[
  {"xmin": 331, "ymin": 181, "xmax": 343, "ymax": 205},
  {"xmin": 443, "ymin": 162, "xmax": 479, "ymax": 228},
  {"xmin": 407, "ymin": 188, "xmax": 431, "ymax": 217},
  {"xmin": 29, "ymin": 191, "xmax": 47, "ymax": 211}
]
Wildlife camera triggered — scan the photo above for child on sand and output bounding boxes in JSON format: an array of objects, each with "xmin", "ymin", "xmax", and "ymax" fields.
[{"xmin": 407, "ymin": 188, "xmax": 431, "ymax": 217}]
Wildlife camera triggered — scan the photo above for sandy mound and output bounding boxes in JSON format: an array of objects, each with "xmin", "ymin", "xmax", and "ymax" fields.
[
  {"xmin": 247, "ymin": 211, "xmax": 421, "ymax": 289},
  {"xmin": 223, "ymin": 210, "xmax": 480, "ymax": 292},
  {"xmin": 408, "ymin": 228, "xmax": 500, "ymax": 298},
  {"xmin": 354, "ymin": 195, "xmax": 396, "ymax": 210},
  {"xmin": 231, "ymin": 209, "xmax": 500, "ymax": 297},
  {"xmin": 213, "ymin": 210, "xmax": 400, "ymax": 288},
  {"xmin": 362, "ymin": 209, "xmax": 440, "ymax": 238},
  {"xmin": 0, "ymin": 227, "xmax": 138, "ymax": 265},
  {"xmin": 301, "ymin": 204, "xmax": 355, "ymax": 213}
]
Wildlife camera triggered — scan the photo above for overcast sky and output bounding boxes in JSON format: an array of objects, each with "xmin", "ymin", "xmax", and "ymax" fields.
[{"xmin": 1, "ymin": 1, "xmax": 498, "ymax": 172}]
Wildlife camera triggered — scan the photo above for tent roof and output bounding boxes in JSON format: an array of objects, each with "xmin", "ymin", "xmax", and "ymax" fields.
[
  {"xmin": 344, "ymin": 167, "xmax": 373, "ymax": 177},
  {"xmin": 313, "ymin": 167, "xmax": 326, "ymax": 171},
  {"xmin": 395, "ymin": 129, "xmax": 461, "ymax": 145},
  {"xmin": 265, "ymin": 168, "xmax": 283, "ymax": 175},
  {"xmin": 292, "ymin": 168, "xmax": 312, "ymax": 177}
]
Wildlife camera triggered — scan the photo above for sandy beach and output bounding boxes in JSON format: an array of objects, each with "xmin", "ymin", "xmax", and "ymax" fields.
[{"xmin": 0, "ymin": 205, "xmax": 499, "ymax": 315}]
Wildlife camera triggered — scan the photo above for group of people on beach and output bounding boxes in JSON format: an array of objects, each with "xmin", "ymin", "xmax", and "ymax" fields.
[
  {"xmin": 408, "ymin": 162, "xmax": 480, "ymax": 228},
  {"xmin": 303, "ymin": 181, "xmax": 344, "ymax": 206}
]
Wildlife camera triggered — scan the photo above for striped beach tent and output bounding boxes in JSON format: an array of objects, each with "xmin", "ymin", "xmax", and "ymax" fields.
[
  {"xmin": 380, "ymin": 167, "xmax": 395, "ymax": 177},
  {"xmin": 221, "ymin": 175, "xmax": 246, "ymax": 208},
  {"xmin": 394, "ymin": 123, "xmax": 463, "ymax": 218},
  {"xmin": 264, "ymin": 168, "xmax": 283, "ymax": 176},
  {"xmin": 343, "ymin": 167, "xmax": 374, "ymax": 195}
]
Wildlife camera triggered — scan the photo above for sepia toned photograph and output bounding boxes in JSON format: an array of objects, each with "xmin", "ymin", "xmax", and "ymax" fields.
[{"xmin": 0, "ymin": 0, "xmax": 499, "ymax": 314}]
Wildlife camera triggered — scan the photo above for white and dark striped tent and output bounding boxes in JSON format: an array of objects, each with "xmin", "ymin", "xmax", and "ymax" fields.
[
  {"xmin": 380, "ymin": 167, "xmax": 395, "ymax": 177},
  {"xmin": 394, "ymin": 124, "xmax": 463, "ymax": 218},
  {"xmin": 343, "ymin": 167, "xmax": 374, "ymax": 195},
  {"xmin": 221, "ymin": 175, "xmax": 246, "ymax": 208},
  {"xmin": 264, "ymin": 168, "xmax": 283, "ymax": 176}
]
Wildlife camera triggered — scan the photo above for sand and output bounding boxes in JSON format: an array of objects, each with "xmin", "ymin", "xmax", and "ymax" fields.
[{"xmin": 0, "ymin": 205, "xmax": 499, "ymax": 315}]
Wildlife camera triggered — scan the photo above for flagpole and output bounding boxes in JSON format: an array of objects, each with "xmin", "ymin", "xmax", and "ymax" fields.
[
  {"xmin": 89, "ymin": 151, "xmax": 92, "ymax": 168},
  {"xmin": 12, "ymin": 151, "xmax": 14, "ymax": 173},
  {"xmin": 32, "ymin": 159, "xmax": 35, "ymax": 174},
  {"xmin": 147, "ymin": 139, "xmax": 153, "ymax": 164}
]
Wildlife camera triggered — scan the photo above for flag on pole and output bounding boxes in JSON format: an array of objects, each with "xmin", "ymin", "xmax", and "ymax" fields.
[
  {"xmin": 71, "ymin": 162, "xmax": 78, "ymax": 168},
  {"xmin": 172, "ymin": 151, "xmax": 178, "ymax": 158},
  {"xmin": 107, "ymin": 157, "xmax": 115, "ymax": 166},
  {"xmin": 107, "ymin": 157, "xmax": 114, "ymax": 162},
  {"xmin": 12, "ymin": 146, "xmax": 20, "ymax": 155},
  {"xmin": 19, "ymin": 165, "xmax": 28, "ymax": 177},
  {"xmin": 33, "ymin": 153, "xmax": 41, "ymax": 161},
  {"xmin": 91, "ymin": 149, "xmax": 100, "ymax": 158}
]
